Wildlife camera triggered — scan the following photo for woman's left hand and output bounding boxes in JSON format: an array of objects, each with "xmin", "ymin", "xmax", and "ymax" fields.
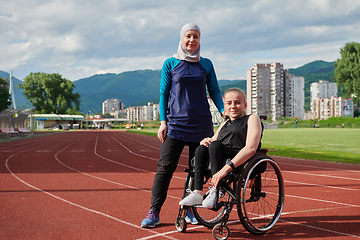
[
  {"xmin": 200, "ymin": 137, "xmax": 213, "ymax": 147},
  {"xmin": 211, "ymin": 167, "xmax": 228, "ymax": 188},
  {"xmin": 157, "ymin": 121, "xmax": 167, "ymax": 143}
]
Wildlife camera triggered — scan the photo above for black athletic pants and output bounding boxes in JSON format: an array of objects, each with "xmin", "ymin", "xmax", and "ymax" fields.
[
  {"xmin": 150, "ymin": 137, "xmax": 199, "ymax": 213},
  {"xmin": 194, "ymin": 141, "xmax": 238, "ymax": 190}
]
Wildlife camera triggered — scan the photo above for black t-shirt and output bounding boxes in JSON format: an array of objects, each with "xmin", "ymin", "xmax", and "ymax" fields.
[{"xmin": 217, "ymin": 115, "xmax": 262, "ymax": 152}]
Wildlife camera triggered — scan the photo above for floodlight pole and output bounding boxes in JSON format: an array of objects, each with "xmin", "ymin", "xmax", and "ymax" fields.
[{"xmin": 9, "ymin": 70, "xmax": 17, "ymax": 109}]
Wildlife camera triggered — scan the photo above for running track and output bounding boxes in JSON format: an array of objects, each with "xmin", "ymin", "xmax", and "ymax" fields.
[{"xmin": 1, "ymin": 130, "xmax": 359, "ymax": 239}]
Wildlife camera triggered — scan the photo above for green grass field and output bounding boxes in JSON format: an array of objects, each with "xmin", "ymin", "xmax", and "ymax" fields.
[
  {"xmin": 128, "ymin": 128, "xmax": 360, "ymax": 164},
  {"xmin": 262, "ymin": 128, "xmax": 360, "ymax": 164}
]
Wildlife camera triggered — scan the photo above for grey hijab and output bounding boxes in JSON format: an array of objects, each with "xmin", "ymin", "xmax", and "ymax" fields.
[{"xmin": 173, "ymin": 23, "xmax": 201, "ymax": 62}]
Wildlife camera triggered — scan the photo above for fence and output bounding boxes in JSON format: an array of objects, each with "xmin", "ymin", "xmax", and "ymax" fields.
[
  {"xmin": 277, "ymin": 121, "xmax": 360, "ymax": 128},
  {"xmin": 263, "ymin": 123, "xmax": 278, "ymax": 129}
]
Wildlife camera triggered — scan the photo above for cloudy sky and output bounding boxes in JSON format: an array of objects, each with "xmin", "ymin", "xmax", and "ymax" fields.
[{"xmin": 1, "ymin": 0, "xmax": 360, "ymax": 82}]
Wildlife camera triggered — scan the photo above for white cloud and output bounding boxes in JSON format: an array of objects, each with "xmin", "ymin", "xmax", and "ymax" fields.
[
  {"xmin": 55, "ymin": 33, "xmax": 84, "ymax": 53},
  {"xmin": 1, "ymin": 0, "xmax": 359, "ymax": 81},
  {"xmin": 53, "ymin": 55, "xmax": 167, "ymax": 81}
]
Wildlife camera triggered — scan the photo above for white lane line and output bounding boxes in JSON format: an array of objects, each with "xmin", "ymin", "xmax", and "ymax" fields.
[
  {"xmin": 55, "ymin": 137, "xmax": 182, "ymax": 201},
  {"xmin": 61, "ymin": 132, "xmax": 360, "ymax": 239},
  {"xmin": 102, "ymin": 132, "xmax": 185, "ymax": 180},
  {"xmin": 95, "ymin": 132, "xmax": 360, "ymax": 239},
  {"xmin": 285, "ymin": 193, "xmax": 360, "ymax": 208},
  {"xmin": 136, "ymin": 220, "xmax": 242, "ymax": 240},
  {"xmin": 116, "ymin": 132, "xmax": 360, "ymax": 185},
  {"xmin": 117, "ymin": 133, "xmax": 189, "ymax": 168},
  {"xmin": 274, "ymin": 156, "xmax": 360, "ymax": 173},
  {"xmin": 101, "ymin": 132, "xmax": 360, "ymax": 208},
  {"xmin": 279, "ymin": 218, "xmax": 360, "ymax": 238},
  {"xmin": 106, "ymin": 132, "xmax": 360, "ymax": 196},
  {"xmin": 279, "ymin": 206, "xmax": 350, "ymax": 216},
  {"xmin": 5, "ymin": 132, "xmax": 360, "ymax": 240},
  {"xmin": 120, "ymin": 132, "xmax": 360, "ymax": 175},
  {"xmin": 0, "ymin": 132, "xmax": 69, "ymax": 150},
  {"xmin": 284, "ymin": 179, "xmax": 360, "ymax": 191},
  {"xmin": 279, "ymin": 162, "xmax": 360, "ymax": 175},
  {"xmin": 5, "ymin": 133, "xmax": 178, "ymax": 240},
  {"xmin": 136, "ymin": 229, "xmax": 184, "ymax": 240},
  {"xmin": 282, "ymin": 170, "xmax": 360, "ymax": 181},
  {"xmin": 138, "ymin": 207, "xmax": 360, "ymax": 240},
  {"xmin": 6, "ymin": 159, "xmax": 177, "ymax": 239}
]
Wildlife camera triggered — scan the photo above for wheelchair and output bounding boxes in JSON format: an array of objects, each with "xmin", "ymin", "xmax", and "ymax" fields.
[{"xmin": 175, "ymin": 149, "xmax": 284, "ymax": 240}]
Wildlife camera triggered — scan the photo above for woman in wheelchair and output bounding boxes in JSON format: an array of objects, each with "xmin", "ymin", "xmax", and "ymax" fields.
[{"xmin": 179, "ymin": 87, "xmax": 263, "ymax": 208}]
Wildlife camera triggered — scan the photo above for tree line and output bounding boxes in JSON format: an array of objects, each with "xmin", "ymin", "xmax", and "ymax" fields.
[
  {"xmin": 18, "ymin": 73, "xmax": 80, "ymax": 114},
  {"xmin": 0, "ymin": 73, "xmax": 80, "ymax": 114}
]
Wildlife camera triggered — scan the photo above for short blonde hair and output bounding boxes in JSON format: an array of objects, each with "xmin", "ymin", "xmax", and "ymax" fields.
[{"xmin": 224, "ymin": 88, "xmax": 246, "ymax": 101}]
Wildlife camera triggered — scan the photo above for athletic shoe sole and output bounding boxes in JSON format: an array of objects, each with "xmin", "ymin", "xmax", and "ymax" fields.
[{"xmin": 141, "ymin": 221, "xmax": 161, "ymax": 228}]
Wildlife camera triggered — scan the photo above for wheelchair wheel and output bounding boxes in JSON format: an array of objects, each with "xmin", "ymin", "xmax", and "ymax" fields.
[
  {"xmin": 212, "ymin": 223, "xmax": 230, "ymax": 240},
  {"xmin": 187, "ymin": 176, "xmax": 232, "ymax": 228},
  {"xmin": 175, "ymin": 216, "xmax": 187, "ymax": 232},
  {"xmin": 236, "ymin": 156, "xmax": 284, "ymax": 234}
]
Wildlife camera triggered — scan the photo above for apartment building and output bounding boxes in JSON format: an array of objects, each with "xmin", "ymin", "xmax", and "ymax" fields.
[
  {"xmin": 310, "ymin": 80, "xmax": 337, "ymax": 116},
  {"xmin": 126, "ymin": 103, "xmax": 159, "ymax": 122},
  {"xmin": 102, "ymin": 98, "xmax": 125, "ymax": 114},
  {"xmin": 142, "ymin": 102, "xmax": 159, "ymax": 121},
  {"xmin": 290, "ymin": 75, "xmax": 305, "ymax": 119},
  {"xmin": 127, "ymin": 106, "xmax": 142, "ymax": 122},
  {"xmin": 247, "ymin": 63, "xmax": 273, "ymax": 118},
  {"xmin": 311, "ymin": 96, "xmax": 352, "ymax": 120},
  {"xmin": 247, "ymin": 63, "xmax": 297, "ymax": 120}
]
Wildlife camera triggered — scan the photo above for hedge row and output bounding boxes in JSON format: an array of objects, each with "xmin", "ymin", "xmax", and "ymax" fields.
[{"xmin": 277, "ymin": 117, "xmax": 360, "ymax": 128}]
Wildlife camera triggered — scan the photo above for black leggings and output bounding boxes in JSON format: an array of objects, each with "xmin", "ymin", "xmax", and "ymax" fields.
[
  {"xmin": 194, "ymin": 141, "xmax": 238, "ymax": 190},
  {"xmin": 150, "ymin": 137, "xmax": 199, "ymax": 213}
]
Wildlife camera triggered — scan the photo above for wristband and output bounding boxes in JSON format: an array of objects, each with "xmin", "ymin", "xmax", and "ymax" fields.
[{"xmin": 227, "ymin": 161, "xmax": 235, "ymax": 170}]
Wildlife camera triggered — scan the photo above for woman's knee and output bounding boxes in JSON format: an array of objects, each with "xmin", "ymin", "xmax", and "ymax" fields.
[
  {"xmin": 209, "ymin": 141, "xmax": 222, "ymax": 148},
  {"xmin": 208, "ymin": 141, "xmax": 222, "ymax": 153},
  {"xmin": 157, "ymin": 158, "xmax": 179, "ymax": 174},
  {"xmin": 194, "ymin": 145, "xmax": 206, "ymax": 159}
]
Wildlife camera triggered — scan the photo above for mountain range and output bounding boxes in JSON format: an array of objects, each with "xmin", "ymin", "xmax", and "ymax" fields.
[{"xmin": 1, "ymin": 60, "xmax": 336, "ymax": 114}]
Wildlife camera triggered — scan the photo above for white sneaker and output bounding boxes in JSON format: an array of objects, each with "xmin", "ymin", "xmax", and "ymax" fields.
[
  {"xmin": 202, "ymin": 187, "xmax": 223, "ymax": 208},
  {"xmin": 179, "ymin": 189, "xmax": 203, "ymax": 206}
]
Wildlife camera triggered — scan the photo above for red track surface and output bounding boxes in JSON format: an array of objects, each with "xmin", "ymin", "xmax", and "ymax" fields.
[{"xmin": 1, "ymin": 131, "xmax": 359, "ymax": 239}]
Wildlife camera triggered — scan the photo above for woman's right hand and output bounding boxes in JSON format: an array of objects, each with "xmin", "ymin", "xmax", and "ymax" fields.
[
  {"xmin": 200, "ymin": 137, "xmax": 213, "ymax": 147},
  {"xmin": 222, "ymin": 110, "xmax": 229, "ymax": 120},
  {"xmin": 157, "ymin": 121, "xmax": 167, "ymax": 143}
]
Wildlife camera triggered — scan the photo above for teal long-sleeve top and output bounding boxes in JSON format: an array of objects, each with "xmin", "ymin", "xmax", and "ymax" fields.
[{"xmin": 159, "ymin": 57, "xmax": 224, "ymax": 142}]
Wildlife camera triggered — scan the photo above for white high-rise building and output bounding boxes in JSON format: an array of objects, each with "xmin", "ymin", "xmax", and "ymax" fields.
[
  {"xmin": 312, "ymin": 96, "xmax": 351, "ymax": 120},
  {"xmin": 290, "ymin": 75, "xmax": 305, "ymax": 119},
  {"xmin": 142, "ymin": 102, "xmax": 160, "ymax": 121},
  {"xmin": 310, "ymin": 81, "xmax": 337, "ymax": 116},
  {"xmin": 247, "ymin": 63, "xmax": 292, "ymax": 120},
  {"xmin": 102, "ymin": 99, "xmax": 125, "ymax": 114},
  {"xmin": 126, "ymin": 103, "xmax": 159, "ymax": 122},
  {"xmin": 127, "ymin": 106, "xmax": 142, "ymax": 122}
]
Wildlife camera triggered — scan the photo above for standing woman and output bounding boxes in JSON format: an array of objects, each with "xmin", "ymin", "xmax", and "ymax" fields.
[{"xmin": 141, "ymin": 23, "xmax": 224, "ymax": 228}]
